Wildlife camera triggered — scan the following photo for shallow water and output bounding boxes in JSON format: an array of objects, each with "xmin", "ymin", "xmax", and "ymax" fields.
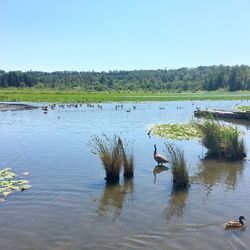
[{"xmin": 0, "ymin": 100, "xmax": 250, "ymax": 249}]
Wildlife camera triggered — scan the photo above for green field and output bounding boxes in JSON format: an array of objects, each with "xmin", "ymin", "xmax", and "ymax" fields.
[{"xmin": 1, "ymin": 89, "xmax": 250, "ymax": 103}]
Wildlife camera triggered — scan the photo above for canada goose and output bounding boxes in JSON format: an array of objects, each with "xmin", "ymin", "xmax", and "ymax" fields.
[
  {"xmin": 154, "ymin": 145, "xmax": 169, "ymax": 165},
  {"xmin": 42, "ymin": 106, "xmax": 48, "ymax": 111},
  {"xmin": 147, "ymin": 129, "xmax": 151, "ymax": 138},
  {"xmin": 224, "ymin": 216, "xmax": 246, "ymax": 230}
]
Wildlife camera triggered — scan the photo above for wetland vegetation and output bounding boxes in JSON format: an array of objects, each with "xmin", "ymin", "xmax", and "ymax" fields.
[
  {"xmin": 90, "ymin": 136, "xmax": 134, "ymax": 182},
  {"xmin": 0, "ymin": 168, "xmax": 31, "ymax": 201},
  {"xmin": 165, "ymin": 143, "xmax": 189, "ymax": 190},
  {"xmin": 1, "ymin": 100, "xmax": 250, "ymax": 249},
  {"xmin": 234, "ymin": 105, "xmax": 250, "ymax": 112},
  {"xmin": 2, "ymin": 89, "xmax": 250, "ymax": 103},
  {"xmin": 150, "ymin": 123, "xmax": 200, "ymax": 140},
  {"xmin": 194, "ymin": 119, "xmax": 246, "ymax": 160}
]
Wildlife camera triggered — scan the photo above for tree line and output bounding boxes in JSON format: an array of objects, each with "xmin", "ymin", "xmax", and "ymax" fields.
[{"xmin": 1, "ymin": 65, "xmax": 250, "ymax": 91}]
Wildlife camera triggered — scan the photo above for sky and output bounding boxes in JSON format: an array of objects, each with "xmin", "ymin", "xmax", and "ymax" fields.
[{"xmin": 1, "ymin": 0, "xmax": 250, "ymax": 72}]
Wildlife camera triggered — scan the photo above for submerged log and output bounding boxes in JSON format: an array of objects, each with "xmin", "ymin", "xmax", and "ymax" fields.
[
  {"xmin": 194, "ymin": 109, "xmax": 250, "ymax": 121},
  {"xmin": 0, "ymin": 103, "xmax": 38, "ymax": 112}
]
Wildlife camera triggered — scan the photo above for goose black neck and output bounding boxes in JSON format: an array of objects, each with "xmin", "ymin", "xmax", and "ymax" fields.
[
  {"xmin": 154, "ymin": 145, "xmax": 157, "ymax": 156},
  {"xmin": 239, "ymin": 218, "xmax": 244, "ymax": 225}
]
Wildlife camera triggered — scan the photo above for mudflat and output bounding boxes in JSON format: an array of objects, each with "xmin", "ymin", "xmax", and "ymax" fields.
[{"xmin": 0, "ymin": 103, "xmax": 38, "ymax": 111}]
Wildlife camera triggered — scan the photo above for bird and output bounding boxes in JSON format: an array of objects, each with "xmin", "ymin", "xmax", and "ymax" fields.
[
  {"xmin": 153, "ymin": 145, "xmax": 169, "ymax": 165},
  {"xmin": 224, "ymin": 216, "xmax": 246, "ymax": 230},
  {"xmin": 42, "ymin": 106, "xmax": 48, "ymax": 111},
  {"xmin": 147, "ymin": 129, "xmax": 151, "ymax": 138}
]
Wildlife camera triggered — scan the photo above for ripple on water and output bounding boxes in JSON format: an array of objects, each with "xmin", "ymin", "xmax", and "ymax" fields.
[{"xmin": 1, "ymin": 100, "xmax": 250, "ymax": 249}]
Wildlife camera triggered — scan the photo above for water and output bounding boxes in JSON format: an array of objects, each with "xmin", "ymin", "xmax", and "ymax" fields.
[{"xmin": 0, "ymin": 100, "xmax": 250, "ymax": 249}]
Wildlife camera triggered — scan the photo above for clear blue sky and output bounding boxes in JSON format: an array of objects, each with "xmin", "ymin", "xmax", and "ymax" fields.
[{"xmin": 1, "ymin": 0, "xmax": 250, "ymax": 72}]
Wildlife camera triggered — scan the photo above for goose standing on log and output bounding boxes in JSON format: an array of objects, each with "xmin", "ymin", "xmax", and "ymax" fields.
[{"xmin": 154, "ymin": 145, "xmax": 169, "ymax": 165}]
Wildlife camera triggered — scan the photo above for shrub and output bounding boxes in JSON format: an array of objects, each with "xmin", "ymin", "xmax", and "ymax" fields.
[{"xmin": 194, "ymin": 119, "xmax": 246, "ymax": 160}]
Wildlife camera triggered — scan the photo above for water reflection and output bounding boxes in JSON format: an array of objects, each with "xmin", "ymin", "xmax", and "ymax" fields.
[
  {"xmin": 153, "ymin": 165, "xmax": 169, "ymax": 184},
  {"xmin": 216, "ymin": 117, "xmax": 250, "ymax": 130},
  {"xmin": 97, "ymin": 178, "xmax": 134, "ymax": 220},
  {"xmin": 164, "ymin": 190, "xmax": 188, "ymax": 221},
  {"xmin": 192, "ymin": 159, "xmax": 245, "ymax": 193}
]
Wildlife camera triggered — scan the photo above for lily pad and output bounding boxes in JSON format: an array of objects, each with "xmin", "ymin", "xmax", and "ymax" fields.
[
  {"xmin": 234, "ymin": 106, "xmax": 250, "ymax": 112},
  {"xmin": 0, "ymin": 168, "xmax": 31, "ymax": 200},
  {"xmin": 150, "ymin": 123, "xmax": 201, "ymax": 140},
  {"xmin": 0, "ymin": 168, "xmax": 16, "ymax": 180}
]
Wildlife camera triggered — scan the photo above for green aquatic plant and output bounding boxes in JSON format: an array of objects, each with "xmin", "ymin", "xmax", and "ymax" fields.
[
  {"xmin": 194, "ymin": 119, "xmax": 246, "ymax": 160},
  {"xmin": 91, "ymin": 135, "xmax": 123, "ymax": 183},
  {"xmin": 118, "ymin": 138, "xmax": 134, "ymax": 178},
  {"xmin": 150, "ymin": 123, "xmax": 200, "ymax": 140},
  {"xmin": 0, "ymin": 168, "xmax": 31, "ymax": 201},
  {"xmin": 234, "ymin": 106, "xmax": 250, "ymax": 112},
  {"xmin": 165, "ymin": 143, "xmax": 189, "ymax": 190}
]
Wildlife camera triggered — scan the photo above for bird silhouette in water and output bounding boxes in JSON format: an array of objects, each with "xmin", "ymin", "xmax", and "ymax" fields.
[
  {"xmin": 154, "ymin": 145, "xmax": 169, "ymax": 166},
  {"xmin": 147, "ymin": 129, "xmax": 151, "ymax": 138}
]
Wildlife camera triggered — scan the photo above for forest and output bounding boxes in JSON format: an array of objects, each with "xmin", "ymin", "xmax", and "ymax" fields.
[{"xmin": 0, "ymin": 65, "xmax": 250, "ymax": 92}]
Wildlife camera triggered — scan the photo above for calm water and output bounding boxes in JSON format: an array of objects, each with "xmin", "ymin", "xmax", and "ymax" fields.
[{"xmin": 0, "ymin": 100, "xmax": 250, "ymax": 249}]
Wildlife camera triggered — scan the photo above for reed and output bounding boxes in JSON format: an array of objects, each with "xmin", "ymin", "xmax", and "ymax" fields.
[
  {"xmin": 194, "ymin": 119, "xmax": 246, "ymax": 160},
  {"xmin": 91, "ymin": 135, "xmax": 122, "ymax": 183},
  {"xmin": 165, "ymin": 143, "xmax": 189, "ymax": 190},
  {"xmin": 118, "ymin": 138, "xmax": 135, "ymax": 178}
]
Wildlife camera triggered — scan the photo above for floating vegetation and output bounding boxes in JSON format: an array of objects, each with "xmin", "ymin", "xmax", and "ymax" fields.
[
  {"xmin": 194, "ymin": 119, "xmax": 246, "ymax": 160},
  {"xmin": 165, "ymin": 143, "xmax": 190, "ymax": 190},
  {"xmin": 150, "ymin": 123, "xmax": 200, "ymax": 140},
  {"xmin": 234, "ymin": 106, "xmax": 250, "ymax": 112},
  {"xmin": 0, "ymin": 168, "xmax": 31, "ymax": 201}
]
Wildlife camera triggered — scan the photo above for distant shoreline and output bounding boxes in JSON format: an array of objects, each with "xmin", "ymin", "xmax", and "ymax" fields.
[{"xmin": 0, "ymin": 103, "xmax": 38, "ymax": 112}]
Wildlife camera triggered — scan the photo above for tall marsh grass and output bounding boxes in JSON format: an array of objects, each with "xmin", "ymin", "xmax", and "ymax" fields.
[
  {"xmin": 165, "ymin": 143, "xmax": 189, "ymax": 190},
  {"xmin": 118, "ymin": 138, "xmax": 134, "ymax": 178},
  {"xmin": 194, "ymin": 119, "xmax": 246, "ymax": 160},
  {"xmin": 90, "ymin": 136, "xmax": 134, "ymax": 182},
  {"xmin": 91, "ymin": 135, "xmax": 122, "ymax": 183}
]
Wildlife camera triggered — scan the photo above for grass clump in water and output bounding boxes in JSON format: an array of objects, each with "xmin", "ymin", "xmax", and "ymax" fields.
[
  {"xmin": 165, "ymin": 143, "xmax": 189, "ymax": 190},
  {"xmin": 194, "ymin": 119, "xmax": 246, "ymax": 160},
  {"xmin": 91, "ymin": 135, "xmax": 122, "ymax": 183},
  {"xmin": 118, "ymin": 138, "xmax": 134, "ymax": 178}
]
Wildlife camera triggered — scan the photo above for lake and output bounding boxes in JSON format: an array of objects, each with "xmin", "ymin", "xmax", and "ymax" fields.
[{"xmin": 0, "ymin": 100, "xmax": 250, "ymax": 249}]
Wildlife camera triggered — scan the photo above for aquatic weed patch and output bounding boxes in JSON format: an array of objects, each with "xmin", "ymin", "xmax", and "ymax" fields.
[
  {"xmin": 234, "ymin": 106, "xmax": 250, "ymax": 112},
  {"xmin": 150, "ymin": 123, "xmax": 201, "ymax": 140},
  {"xmin": 0, "ymin": 168, "xmax": 31, "ymax": 201}
]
